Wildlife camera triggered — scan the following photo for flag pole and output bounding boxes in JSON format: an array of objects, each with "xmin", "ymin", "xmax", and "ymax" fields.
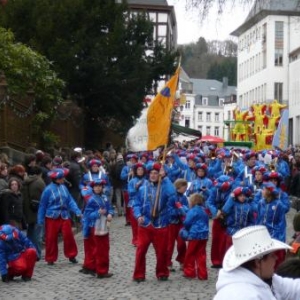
[{"xmin": 152, "ymin": 60, "xmax": 181, "ymax": 218}]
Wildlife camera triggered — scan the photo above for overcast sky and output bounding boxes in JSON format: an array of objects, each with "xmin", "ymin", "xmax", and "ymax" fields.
[{"xmin": 168, "ymin": 0, "xmax": 254, "ymax": 45}]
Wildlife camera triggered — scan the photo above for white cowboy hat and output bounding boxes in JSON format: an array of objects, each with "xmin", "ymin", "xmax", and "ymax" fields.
[{"xmin": 223, "ymin": 225, "xmax": 292, "ymax": 272}]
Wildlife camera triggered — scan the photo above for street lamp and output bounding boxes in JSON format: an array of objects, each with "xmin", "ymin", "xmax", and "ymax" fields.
[{"xmin": 0, "ymin": 71, "xmax": 8, "ymax": 102}]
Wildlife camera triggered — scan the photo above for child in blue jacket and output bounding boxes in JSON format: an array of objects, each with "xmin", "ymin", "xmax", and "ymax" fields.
[{"xmin": 180, "ymin": 193, "xmax": 209, "ymax": 280}]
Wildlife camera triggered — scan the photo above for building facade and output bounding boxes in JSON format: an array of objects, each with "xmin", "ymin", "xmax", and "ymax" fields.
[
  {"xmin": 127, "ymin": 0, "xmax": 177, "ymax": 51},
  {"xmin": 178, "ymin": 73, "xmax": 237, "ymax": 139},
  {"xmin": 231, "ymin": 0, "xmax": 300, "ymax": 145}
]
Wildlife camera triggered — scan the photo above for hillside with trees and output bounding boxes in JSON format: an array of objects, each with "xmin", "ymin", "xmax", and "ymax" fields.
[{"xmin": 178, "ymin": 37, "xmax": 237, "ymax": 85}]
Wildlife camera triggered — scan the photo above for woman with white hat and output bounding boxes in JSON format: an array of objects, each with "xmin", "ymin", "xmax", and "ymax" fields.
[{"xmin": 214, "ymin": 225, "xmax": 300, "ymax": 300}]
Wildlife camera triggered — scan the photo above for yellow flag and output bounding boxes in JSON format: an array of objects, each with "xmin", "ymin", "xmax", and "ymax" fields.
[{"xmin": 147, "ymin": 67, "xmax": 180, "ymax": 150}]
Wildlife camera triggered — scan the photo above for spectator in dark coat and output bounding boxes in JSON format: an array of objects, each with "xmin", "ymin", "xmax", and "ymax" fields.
[
  {"xmin": 0, "ymin": 178, "xmax": 24, "ymax": 229},
  {"xmin": 22, "ymin": 166, "xmax": 46, "ymax": 258}
]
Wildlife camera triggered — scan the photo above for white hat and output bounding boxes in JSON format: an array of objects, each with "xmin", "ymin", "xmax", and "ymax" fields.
[{"xmin": 223, "ymin": 225, "xmax": 291, "ymax": 272}]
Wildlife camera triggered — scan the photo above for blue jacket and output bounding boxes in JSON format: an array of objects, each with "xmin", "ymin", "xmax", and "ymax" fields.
[
  {"xmin": 169, "ymin": 192, "xmax": 189, "ymax": 224},
  {"xmin": 180, "ymin": 205, "xmax": 209, "ymax": 240},
  {"xmin": 221, "ymin": 196, "xmax": 255, "ymax": 236},
  {"xmin": 164, "ymin": 163, "xmax": 181, "ymax": 182},
  {"xmin": 277, "ymin": 159, "xmax": 290, "ymax": 179},
  {"xmin": 80, "ymin": 171, "xmax": 111, "ymax": 197},
  {"xmin": 82, "ymin": 193, "xmax": 114, "ymax": 238},
  {"xmin": 173, "ymin": 154, "xmax": 196, "ymax": 182},
  {"xmin": 37, "ymin": 182, "xmax": 81, "ymax": 225},
  {"xmin": 256, "ymin": 198, "xmax": 287, "ymax": 242},
  {"xmin": 207, "ymin": 187, "xmax": 232, "ymax": 218},
  {"xmin": 208, "ymin": 158, "xmax": 222, "ymax": 180},
  {"xmin": 133, "ymin": 177, "xmax": 176, "ymax": 228},
  {"xmin": 128, "ymin": 176, "xmax": 146, "ymax": 207},
  {"xmin": 0, "ymin": 225, "xmax": 36, "ymax": 276},
  {"xmin": 186, "ymin": 177, "xmax": 213, "ymax": 198},
  {"xmin": 120, "ymin": 165, "xmax": 133, "ymax": 190}
]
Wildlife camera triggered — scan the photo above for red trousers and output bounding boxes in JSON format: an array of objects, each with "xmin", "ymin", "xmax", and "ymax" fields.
[
  {"xmin": 8, "ymin": 248, "xmax": 37, "ymax": 278},
  {"xmin": 225, "ymin": 234, "xmax": 233, "ymax": 253},
  {"xmin": 45, "ymin": 217, "xmax": 78, "ymax": 263},
  {"xmin": 184, "ymin": 239, "xmax": 207, "ymax": 280},
  {"xmin": 211, "ymin": 219, "xmax": 227, "ymax": 266},
  {"xmin": 122, "ymin": 191, "xmax": 131, "ymax": 224},
  {"xmin": 167, "ymin": 223, "xmax": 186, "ymax": 266},
  {"xmin": 133, "ymin": 225, "xmax": 169, "ymax": 279},
  {"xmin": 83, "ymin": 229, "xmax": 110, "ymax": 275},
  {"xmin": 130, "ymin": 208, "xmax": 138, "ymax": 246}
]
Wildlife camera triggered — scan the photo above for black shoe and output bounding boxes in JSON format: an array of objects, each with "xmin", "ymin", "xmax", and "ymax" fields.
[
  {"xmin": 211, "ymin": 264, "xmax": 222, "ymax": 269},
  {"xmin": 125, "ymin": 223, "xmax": 131, "ymax": 226},
  {"xmin": 21, "ymin": 276, "xmax": 31, "ymax": 282},
  {"xmin": 97, "ymin": 273, "xmax": 113, "ymax": 279},
  {"xmin": 69, "ymin": 258, "xmax": 78, "ymax": 264},
  {"xmin": 158, "ymin": 276, "xmax": 168, "ymax": 281},
  {"xmin": 79, "ymin": 268, "xmax": 96, "ymax": 276},
  {"xmin": 47, "ymin": 262, "xmax": 54, "ymax": 265},
  {"xmin": 133, "ymin": 278, "xmax": 145, "ymax": 283}
]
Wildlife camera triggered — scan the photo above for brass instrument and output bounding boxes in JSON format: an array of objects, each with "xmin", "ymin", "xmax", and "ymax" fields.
[{"xmin": 269, "ymin": 157, "xmax": 278, "ymax": 172}]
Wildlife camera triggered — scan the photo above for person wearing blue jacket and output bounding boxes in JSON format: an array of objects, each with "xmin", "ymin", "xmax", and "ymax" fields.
[
  {"xmin": 128, "ymin": 162, "xmax": 147, "ymax": 247},
  {"xmin": 120, "ymin": 154, "xmax": 138, "ymax": 225},
  {"xmin": 0, "ymin": 224, "xmax": 37, "ymax": 282},
  {"xmin": 186, "ymin": 163, "xmax": 212, "ymax": 205},
  {"xmin": 180, "ymin": 193, "xmax": 209, "ymax": 280},
  {"xmin": 173, "ymin": 153, "xmax": 197, "ymax": 182},
  {"xmin": 132, "ymin": 163, "xmax": 176, "ymax": 282},
  {"xmin": 167, "ymin": 178, "xmax": 189, "ymax": 272},
  {"xmin": 37, "ymin": 168, "xmax": 82, "ymax": 265},
  {"xmin": 207, "ymin": 175, "xmax": 234, "ymax": 268},
  {"xmin": 255, "ymin": 182, "xmax": 288, "ymax": 267},
  {"xmin": 80, "ymin": 159, "xmax": 111, "ymax": 202},
  {"xmin": 164, "ymin": 153, "xmax": 181, "ymax": 183},
  {"xmin": 80, "ymin": 179, "xmax": 114, "ymax": 278},
  {"xmin": 220, "ymin": 186, "xmax": 255, "ymax": 251}
]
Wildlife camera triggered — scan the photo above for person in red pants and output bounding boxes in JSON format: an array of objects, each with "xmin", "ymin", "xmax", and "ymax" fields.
[
  {"xmin": 0, "ymin": 224, "xmax": 37, "ymax": 282},
  {"xmin": 37, "ymin": 168, "xmax": 82, "ymax": 265},
  {"xmin": 120, "ymin": 154, "xmax": 138, "ymax": 225},
  {"xmin": 167, "ymin": 178, "xmax": 189, "ymax": 271},
  {"xmin": 132, "ymin": 163, "xmax": 176, "ymax": 282},
  {"xmin": 80, "ymin": 179, "xmax": 114, "ymax": 278},
  {"xmin": 180, "ymin": 194, "xmax": 209, "ymax": 280},
  {"xmin": 128, "ymin": 163, "xmax": 147, "ymax": 247}
]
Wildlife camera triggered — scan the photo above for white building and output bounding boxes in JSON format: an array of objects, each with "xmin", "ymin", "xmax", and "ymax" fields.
[
  {"xmin": 231, "ymin": 0, "xmax": 300, "ymax": 145},
  {"xmin": 178, "ymin": 70, "xmax": 237, "ymax": 139}
]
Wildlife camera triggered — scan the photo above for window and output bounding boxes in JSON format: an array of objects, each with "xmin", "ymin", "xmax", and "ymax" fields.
[
  {"xmin": 185, "ymin": 100, "xmax": 191, "ymax": 109},
  {"xmin": 227, "ymin": 111, "xmax": 231, "ymax": 120},
  {"xmin": 202, "ymin": 97, "xmax": 208, "ymax": 105},
  {"xmin": 185, "ymin": 116, "xmax": 190, "ymax": 127},
  {"xmin": 214, "ymin": 127, "xmax": 219, "ymax": 136},
  {"xmin": 274, "ymin": 82, "xmax": 283, "ymax": 103},
  {"xmin": 274, "ymin": 21, "xmax": 284, "ymax": 67},
  {"xmin": 215, "ymin": 113, "xmax": 219, "ymax": 122},
  {"xmin": 198, "ymin": 112, "xmax": 203, "ymax": 121},
  {"xmin": 219, "ymin": 98, "xmax": 224, "ymax": 106},
  {"xmin": 206, "ymin": 112, "xmax": 211, "ymax": 122},
  {"xmin": 206, "ymin": 126, "xmax": 211, "ymax": 135},
  {"xmin": 198, "ymin": 126, "xmax": 202, "ymax": 132}
]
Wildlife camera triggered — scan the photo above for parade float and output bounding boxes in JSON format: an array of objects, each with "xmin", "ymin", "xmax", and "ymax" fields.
[{"xmin": 224, "ymin": 100, "xmax": 288, "ymax": 151}]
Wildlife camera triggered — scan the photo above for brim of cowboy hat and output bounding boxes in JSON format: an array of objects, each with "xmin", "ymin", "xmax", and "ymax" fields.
[{"xmin": 223, "ymin": 239, "xmax": 292, "ymax": 272}]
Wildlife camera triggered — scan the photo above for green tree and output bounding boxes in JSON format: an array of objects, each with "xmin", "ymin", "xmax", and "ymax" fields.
[
  {"xmin": 0, "ymin": 27, "xmax": 64, "ymax": 146},
  {"xmin": 0, "ymin": 0, "xmax": 178, "ymax": 148}
]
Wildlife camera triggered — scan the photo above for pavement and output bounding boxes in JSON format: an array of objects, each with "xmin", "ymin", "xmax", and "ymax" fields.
[{"xmin": 0, "ymin": 208, "xmax": 297, "ymax": 300}]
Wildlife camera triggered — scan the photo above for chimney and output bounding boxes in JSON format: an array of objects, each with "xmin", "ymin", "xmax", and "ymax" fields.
[{"xmin": 223, "ymin": 77, "xmax": 228, "ymax": 89}]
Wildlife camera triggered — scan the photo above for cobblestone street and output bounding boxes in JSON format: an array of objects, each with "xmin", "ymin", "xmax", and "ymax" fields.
[{"xmin": 0, "ymin": 209, "xmax": 296, "ymax": 300}]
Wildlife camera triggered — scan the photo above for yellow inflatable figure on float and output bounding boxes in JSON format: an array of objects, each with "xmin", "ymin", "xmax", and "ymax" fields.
[
  {"xmin": 230, "ymin": 101, "xmax": 287, "ymax": 151},
  {"xmin": 268, "ymin": 99, "xmax": 287, "ymax": 118},
  {"xmin": 232, "ymin": 108, "xmax": 248, "ymax": 141}
]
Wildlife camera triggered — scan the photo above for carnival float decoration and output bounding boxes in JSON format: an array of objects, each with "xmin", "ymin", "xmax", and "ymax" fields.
[{"xmin": 225, "ymin": 100, "xmax": 288, "ymax": 151}]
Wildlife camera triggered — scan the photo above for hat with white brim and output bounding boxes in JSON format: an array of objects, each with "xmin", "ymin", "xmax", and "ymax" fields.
[{"xmin": 223, "ymin": 225, "xmax": 292, "ymax": 272}]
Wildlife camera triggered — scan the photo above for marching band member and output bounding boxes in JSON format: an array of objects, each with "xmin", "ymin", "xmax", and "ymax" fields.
[
  {"xmin": 37, "ymin": 168, "xmax": 82, "ymax": 265},
  {"xmin": 132, "ymin": 163, "xmax": 176, "ymax": 282}
]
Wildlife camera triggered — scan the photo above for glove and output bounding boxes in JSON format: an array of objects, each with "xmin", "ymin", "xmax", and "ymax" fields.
[
  {"xmin": 2, "ymin": 274, "xmax": 9, "ymax": 283},
  {"xmin": 175, "ymin": 202, "xmax": 183, "ymax": 209}
]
